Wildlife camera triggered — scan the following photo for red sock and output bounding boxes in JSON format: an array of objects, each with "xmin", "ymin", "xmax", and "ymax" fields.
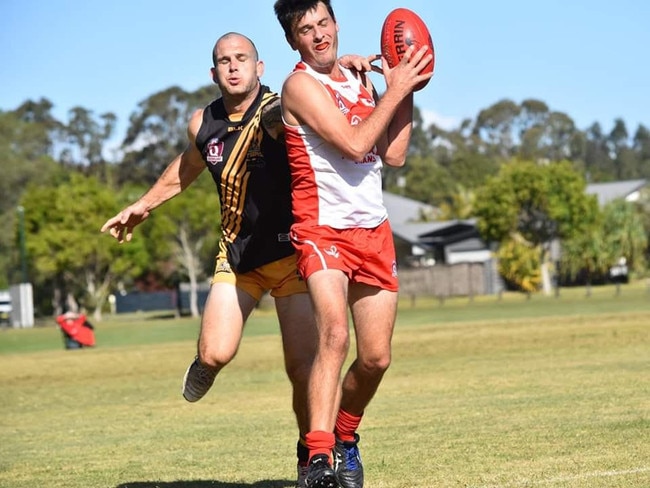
[
  {"xmin": 334, "ymin": 408, "xmax": 363, "ymax": 442},
  {"xmin": 305, "ymin": 431, "xmax": 335, "ymax": 462}
]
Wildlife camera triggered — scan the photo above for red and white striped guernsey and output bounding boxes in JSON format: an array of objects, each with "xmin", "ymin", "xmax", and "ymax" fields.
[{"xmin": 283, "ymin": 62, "xmax": 388, "ymax": 230}]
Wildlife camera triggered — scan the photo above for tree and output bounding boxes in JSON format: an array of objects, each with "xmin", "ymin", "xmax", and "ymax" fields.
[
  {"xmin": 118, "ymin": 85, "xmax": 217, "ymax": 185},
  {"xmin": 474, "ymin": 160, "xmax": 600, "ymax": 294},
  {"xmin": 608, "ymin": 118, "xmax": 638, "ymax": 179},
  {"xmin": 62, "ymin": 106, "xmax": 117, "ymax": 176},
  {"xmin": 145, "ymin": 172, "xmax": 221, "ymax": 317},
  {"xmin": 472, "ymin": 99, "xmax": 520, "ymax": 158},
  {"xmin": 436, "ymin": 185, "xmax": 476, "ymax": 220},
  {"xmin": 20, "ymin": 174, "xmax": 150, "ymax": 319},
  {"xmin": 0, "ymin": 110, "xmax": 64, "ymax": 287},
  {"xmin": 386, "ymin": 153, "xmax": 454, "ymax": 207},
  {"xmin": 559, "ymin": 218, "xmax": 611, "ymax": 295},
  {"xmin": 602, "ymin": 199, "xmax": 647, "ymax": 276},
  {"xmin": 584, "ymin": 122, "xmax": 614, "ymax": 181},
  {"xmin": 539, "ymin": 111, "xmax": 577, "ymax": 162},
  {"xmin": 633, "ymin": 186, "xmax": 650, "ymax": 264},
  {"xmin": 633, "ymin": 125, "xmax": 650, "ymax": 178},
  {"xmin": 496, "ymin": 237, "xmax": 541, "ymax": 293},
  {"xmin": 558, "ymin": 198, "xmax": 646, "ymax": 294},
  {"xmin": 12, "ymin": 98, "xmax": 64, "ymax": 157},
  {"xmin": 408, "ymin": 105, "xmax": 433, "ymax": 157},
  {"xmin": 0, "ymin": 111, "xmax": 64, "ymax": 215}
]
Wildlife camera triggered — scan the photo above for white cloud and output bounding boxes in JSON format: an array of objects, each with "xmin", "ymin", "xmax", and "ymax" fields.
[{"xmin": 419, "ymin": 108, "xmax": 461, "ymax": 131}]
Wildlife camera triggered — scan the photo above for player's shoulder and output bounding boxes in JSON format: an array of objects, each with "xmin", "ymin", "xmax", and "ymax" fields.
[
  {"xmin": 261, "ymin": 96, "xmax": 281, "ymax": 114},
  {"xmin": 283, "ymin": 71, "xmax": 327, "ymax": 108},
  {"xmin": 283, "ymin": 69, "xmax": 318, "ymax": 92},
  {"xmin": 188, "ymin": 107, "xmax": 206, "ymax": 138},
  {"xmin": 261, "ymin": 98, "xmax": 284, "ymax": 141},
  {"xmin": 190, "ymin": 106, "xmax": 205, "ymax": 121}
]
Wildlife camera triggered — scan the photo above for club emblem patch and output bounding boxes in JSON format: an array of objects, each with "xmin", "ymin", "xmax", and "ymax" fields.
[{"xmin": 206, "ymin": 138, "xmax": 224, "ymax": 164}]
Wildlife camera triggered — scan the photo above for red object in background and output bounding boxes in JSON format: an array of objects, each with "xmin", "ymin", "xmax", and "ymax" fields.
[{"xmin": 56, "ymin": 313, "xmax": 96, "ymax": 347}]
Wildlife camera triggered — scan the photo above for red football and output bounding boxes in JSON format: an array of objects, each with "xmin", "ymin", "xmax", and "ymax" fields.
[{"xmin": 380, "ymin": 8, "xmax": 435, "ymax": 91}]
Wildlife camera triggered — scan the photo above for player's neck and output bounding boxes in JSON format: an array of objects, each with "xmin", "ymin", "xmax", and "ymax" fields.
[
  {"xmin": 223, "ymin": 83, "xmax": 260, "ymax": 116},
  {"xmin": 305, "ymin": 60, "xmax": 346, "ymax": 82}
]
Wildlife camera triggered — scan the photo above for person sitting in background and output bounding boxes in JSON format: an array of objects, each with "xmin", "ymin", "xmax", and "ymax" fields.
[{"xmin": 56, "ymin": 311, "xmax": 95, "ymax": 349}]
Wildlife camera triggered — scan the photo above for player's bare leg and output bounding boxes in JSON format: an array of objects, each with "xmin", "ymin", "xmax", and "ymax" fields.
[
  {"xmin": 276, "ymin": 292, "xmax": 318, "ymax": 487},
  {"xmin": 182, "ymin": 282, "xmax": 256, "ymax": 402},
  {"xmin": 333, "ymin": 284, "xmax": 398, "ymax": 488},
  {"xmin": 304, "ymin": 269, "xmax": 350, "ymax": 488}
]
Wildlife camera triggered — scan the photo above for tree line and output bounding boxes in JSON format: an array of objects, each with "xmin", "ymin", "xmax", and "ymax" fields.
[{"xmin": 1, "ymin": 85, "xmax": 648, "ymax": 318}]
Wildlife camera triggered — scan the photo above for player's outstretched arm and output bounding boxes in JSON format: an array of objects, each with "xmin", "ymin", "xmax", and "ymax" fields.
[{"xmin": 100, "ymin": 109, "xmax": 206, "ymax": 243}]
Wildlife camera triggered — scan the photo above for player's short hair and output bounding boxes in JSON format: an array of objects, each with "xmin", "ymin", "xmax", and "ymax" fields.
[{"xmin": 273, "ymin": 0, "xmax": 336, "ymax": 41}]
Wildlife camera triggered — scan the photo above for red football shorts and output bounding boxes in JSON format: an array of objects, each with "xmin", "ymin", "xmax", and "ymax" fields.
[{"xmin": 291, "ymin": 219, "xmax": 398, "ymax": 291}]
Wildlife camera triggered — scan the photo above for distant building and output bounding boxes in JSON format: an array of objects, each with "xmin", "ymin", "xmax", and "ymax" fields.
[
  {"xmin": 384, "ymin": 192, "xmax": 491, "ymax": 267},
  {"xmin": 386, "ymin": 178, "xmax": 648, "ymax": 268},
  {"xmin": 586, "ymin": 179, "xmax": 646, "ymax": 206}
]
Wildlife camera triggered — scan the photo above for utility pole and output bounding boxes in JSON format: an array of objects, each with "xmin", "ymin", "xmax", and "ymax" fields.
[{"xmin": 17, "ymin": 206, "xmax": 27, "ymax": 283}]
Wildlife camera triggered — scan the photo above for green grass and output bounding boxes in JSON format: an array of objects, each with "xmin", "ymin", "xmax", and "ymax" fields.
[{"xmin": 1, "ymin": 283, "xmax": 649, "ymax": 487}]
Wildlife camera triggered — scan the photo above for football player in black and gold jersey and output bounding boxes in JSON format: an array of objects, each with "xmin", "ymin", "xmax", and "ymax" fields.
[{"xmin": 101, "ymin": 32, "xmax": 374, "ymax": 487}]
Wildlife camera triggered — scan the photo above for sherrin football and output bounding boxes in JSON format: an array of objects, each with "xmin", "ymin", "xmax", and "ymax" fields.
[{"xmin": 380, "ymin": 8, "xmax": 435, "ymax": 91}]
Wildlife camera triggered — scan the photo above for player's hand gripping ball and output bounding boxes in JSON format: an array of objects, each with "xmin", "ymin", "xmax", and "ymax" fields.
[{"xmin": 380, "ymin": 8, "xmax": 435, "ymax": 91}]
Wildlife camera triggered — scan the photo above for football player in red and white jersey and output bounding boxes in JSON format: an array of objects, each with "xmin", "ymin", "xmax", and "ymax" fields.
[{"xmin": 274, "ymin": 1, "xmax": 433, "ymax": 487}]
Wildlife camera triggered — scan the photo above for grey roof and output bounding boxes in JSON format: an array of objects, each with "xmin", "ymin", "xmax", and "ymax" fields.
[
  {"xmin": 392, "ymin": 222, "xmax": 446, "ymax": 245},
  {"xmin": 586, "ymin": 179, "xmax": 646, "ymax": 206},
  {"xmin": 446, "ymin": 237, "xmax": 487, "ymax": 252},
  {"xmin": 391, "ymin": 219, "xmax": 479, "ymax": 246},
  {"xmin": 382, "ymin": 191, "xmax": 435, "ymax": 225}
]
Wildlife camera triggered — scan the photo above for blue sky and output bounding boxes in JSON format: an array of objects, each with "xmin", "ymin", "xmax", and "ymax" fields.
[{"xmin": 2, "ymin": 0, "xmax": 649, "ymax": 150}]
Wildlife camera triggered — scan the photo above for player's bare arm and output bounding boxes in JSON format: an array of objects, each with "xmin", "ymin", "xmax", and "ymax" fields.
[
  {"xmin": 262, "ymin": 55, "xmax": 375, "ymax": 145},
  {"xmin": 100, "ymin": 109, "xmax": 206, "ymax": 243},
  {"xmin": 261, "ymin": 98, "xmax": 284, "ymax": 142},
  {"xmin": 282, "ymin": 46, "xmax": 429, "ymax": 163},
  {"xmin": 381, "ymin": 93, "xmax": 414, "ymax": 167},
  {"xmin": 358, "ymin": 63, "xmax": 416, "ymax": 167},
  {"xmin": 360, "ymin": 47, "xmax": 429, "ymax": 166}
]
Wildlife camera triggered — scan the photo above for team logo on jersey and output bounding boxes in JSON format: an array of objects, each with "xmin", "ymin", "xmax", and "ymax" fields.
[
  {"xmin": 392, "ymin": 260, "xmax": 398, "ymax": 278},
  {"xmin": 324, "ymin": 245, "xmax": 340, "ymax": 259},
  {"xmin": 215, "ymin": 258, "xmax": 232, "ymax": 274},
  {"xmin": 205, "ymin": 138, "xmax": 224, "ymax": 165},
  {"xmin": 334, "ymin": 93, "xmax": 350, "ymax": 115}
]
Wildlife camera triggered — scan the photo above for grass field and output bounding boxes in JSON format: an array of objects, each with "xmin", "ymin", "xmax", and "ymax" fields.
[{"xmin": 1, "ymin": 284, "xmax": 649, "ymax": 487}]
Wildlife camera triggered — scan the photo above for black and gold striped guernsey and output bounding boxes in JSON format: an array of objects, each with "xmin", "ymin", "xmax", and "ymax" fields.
[{"xmin": 195, "ymin": 85, "xmax": 295, "ymax": 274}]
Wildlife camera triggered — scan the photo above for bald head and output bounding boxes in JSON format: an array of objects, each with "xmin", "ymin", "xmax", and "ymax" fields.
[{"xmin": 213, "ymin": 32, "xmax": 259, "ymax": 67}]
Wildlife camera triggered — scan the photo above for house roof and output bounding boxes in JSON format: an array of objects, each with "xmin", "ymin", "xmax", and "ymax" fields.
[
  {"xmin": 391, "ymin": 219, "xmax": 480, "ymax": 247},
  {"xmin": 446, "ymin": 237, "xmax": 487, "ymax": 252},
  {"xmin": 392, "ymin": 222, "xmax": 446, "ymax": 246},
  {"xmin": 418, "ymin": 220, "xmax": 478, "ymax": 243},
  {"xmin": 586, "ymin": 179, "xmax": 646, "ymax": 206},
  {"xmin": 386, "ymin": 179, "xmax": 650, "ymax": 260},
  {"xmin": 382, "ymin": 191, "xmax": 435, "ymax": 225}
]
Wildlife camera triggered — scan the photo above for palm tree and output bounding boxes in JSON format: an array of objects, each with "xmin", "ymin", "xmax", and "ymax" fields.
[
  {"xmin": 559, "ymin": 223, "xmax": 612, "ymax": 297},
  {"xmin": 602, "ymin": 199, "xmax": 648, "ymax": 276}
]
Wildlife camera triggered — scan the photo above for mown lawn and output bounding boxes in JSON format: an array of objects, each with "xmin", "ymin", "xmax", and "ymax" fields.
[{"xmin": 0, "ymin": 283, "xmax": 648, "ymax": 487}]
